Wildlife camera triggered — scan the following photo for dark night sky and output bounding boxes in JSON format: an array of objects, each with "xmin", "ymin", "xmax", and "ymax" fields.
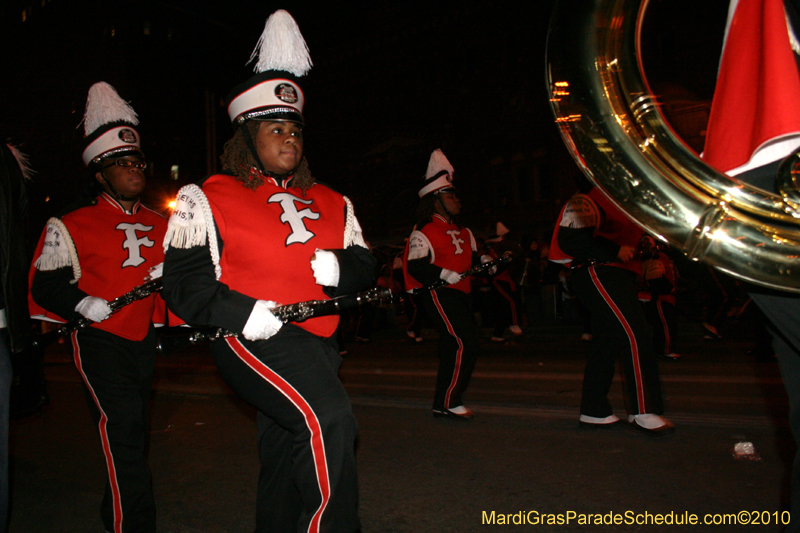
[{"xmin": 0, "ymin": 0, "xmax": 729, "ymax": 245}]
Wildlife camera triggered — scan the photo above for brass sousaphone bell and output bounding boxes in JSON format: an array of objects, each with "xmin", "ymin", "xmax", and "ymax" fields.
[{"xmin": 546, "ymin": 0, "xmax": 800, "ymax": 293}]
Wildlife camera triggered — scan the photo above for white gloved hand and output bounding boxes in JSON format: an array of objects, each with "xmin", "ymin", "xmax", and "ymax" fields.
[
  {"xmin": 75, "ymin": 296, "xmax": 112, "ymax": 322},
  {"xmin": 146, "ymin": 262, "xmax": 164, "ymax": 281},
  {"xmin": 242, "ymin": 300, "xmax": 283, "ymax": 341},
  {"xmin": 310, "ymin": 250, "xmax": 340, "ymax": 287},
  {"xmin": 439, "ymin": 269, "xmax": 462, "ymax": 285}
]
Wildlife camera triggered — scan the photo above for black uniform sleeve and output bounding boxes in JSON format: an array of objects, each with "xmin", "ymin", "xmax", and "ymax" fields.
[
  {"xmin": 30, "ymin": 266, "xmax": 88, "ymax": 321},
  {"xmin": 558, "ymin": 227, "xmax": 621, "ymax": 264},
  {"xmin": 472, "ymin": 250, "xmax": 482, "ymax": 268},
  {"xmin": 162, "ymin": 228, "xmax": 256, "ymax": 334},
  {"xmin": 407, "ymin": 253, "xmax": 445, "ymax": 288},
  {"xmin": 329, "ymin": 245, "xmax": 377, "ymax": 297},
  {"xmin": 470, "ymin": 250, "xmax": 494, "ymax": 279}
]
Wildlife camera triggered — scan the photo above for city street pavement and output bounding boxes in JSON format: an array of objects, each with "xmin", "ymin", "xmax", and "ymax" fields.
[{"xmin": 8, "ymin": 318, "xmax": 794, "ymax": 532}]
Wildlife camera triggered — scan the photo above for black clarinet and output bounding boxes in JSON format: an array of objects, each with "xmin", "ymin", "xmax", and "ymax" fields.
[
  {"xmin": 32, "ymin": 278, "xmax": 163, "ymax": 348},
  {"xmin": 413, "ymin": 253, "xmax": 513, "ymax": 293},
  {"xmin": 156, "ymin": 287, "xmax": 396, "ymax": 355}
]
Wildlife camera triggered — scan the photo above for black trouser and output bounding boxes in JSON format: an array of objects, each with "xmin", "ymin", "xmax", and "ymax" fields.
[
  {"xmin": 491, "ymin": 279, "xmax": 520, "ymax": 337},
  {"xmin": 642, "ymin": 298, "xmax": 678, "ymax": 357},
  {"xmin": 571, "ymin": 265, "xmax": 664, "ymax": 418},
  {"xmin": 211, "ymin": 324, "xmax": 360, "ymax": 533},
  {"xmin": 72, "ymin": 326, "xmax": 157, "ymax": 533},
  {"xmin": 406, "ymin": 292, "xmax": 428, "ymax": 337},
  {"xmin": 420, "ymin": 288, "xmax": 480, "ymax": 410},
  {"xmin": 750, "ymin": 292, "xmax": 800, "ymax": 533}
]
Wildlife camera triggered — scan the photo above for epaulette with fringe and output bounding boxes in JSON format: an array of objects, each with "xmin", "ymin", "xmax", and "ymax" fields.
[
  {"xmin": 33, "ymin": 218, "xmax": 82, "ymax": 281},
  {"xmin": 164, "ymin": 184, "xmax": 222, "ymax": 280}
]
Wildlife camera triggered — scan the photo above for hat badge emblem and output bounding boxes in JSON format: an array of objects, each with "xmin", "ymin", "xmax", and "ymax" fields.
[
  {"xmin": 118, "ymin": 128, "xmax": 137, "ymax": 144},
  {"xmin": 274, "ymin": 83, "xmax": 299, "ymax": 104}
]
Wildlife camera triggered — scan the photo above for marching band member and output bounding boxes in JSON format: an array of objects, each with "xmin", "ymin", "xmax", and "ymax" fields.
[
  {"xmin": 550, "ymin": 186, "xmax": 673, "ymax": 435},
  {"xmin": 162, "ymin": 10, "xmax": 374, "ymax": 532},
  {"xmin": 28, "ymin": 82, "xmax": 167, "ymax": 533},
  {"xmin": 637, "ymin": 235, "xmax": 681, "ymax": 360},
  {"xmin": 403, "ymin": 149, "xmax": 481, "ymax": 421}
]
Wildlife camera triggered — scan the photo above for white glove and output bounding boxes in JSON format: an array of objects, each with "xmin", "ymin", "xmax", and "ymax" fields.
[
  {"xmin": 440, "ymin": 268, "xmax": 462, "ymax": 285},
  {"xmin": 146, "ymin": 262, "xmax": 164, "ymax": 281},
  {"xmin": 242, "ymin": 300, "xmax": 283, "ymax": 341},
  {"xmin": 75, "ymin": 296, "xmax": 112, "ymax": 322},
  {"xmin": 310, "ymin": 250, "xmax": 340, "ymax": 287}
]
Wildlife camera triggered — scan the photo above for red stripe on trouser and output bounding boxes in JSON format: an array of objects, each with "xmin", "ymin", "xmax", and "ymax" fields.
[
  {"xmin": 431, "ymin": 291, "xmax": 464, "ymax": 408},
  {"xmin": 226, "ymin": 338, "xmax": 330, "ymax": 533},
  {"xmin": 657, "ymin": 301, "xmax": 671, "ymax": 354},
  {"xmin": 588, "ymin": 266, "xmax": 648, "ymax": 412},
  {"xmin": 493, "ymin": 281, "xmax": 519, "ymax": 326},
  {"xmin": 72, "ymin": 331, "xmax": 124, "ymax": 533}
]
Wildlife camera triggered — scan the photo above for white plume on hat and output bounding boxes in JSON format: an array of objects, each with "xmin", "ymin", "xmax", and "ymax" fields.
[
  {"xmin": 249, "ymin": 9, "xmax": 312, "ymax": 77},
  {"xmin": 83, "ymin": 82, "xmax": 138, "ymax": 137},
  {"xmin": 81, "ymin": 82, "xmax": 142, "ymax": 166},
  {"xmin": 425, "ymin": 148, "xmax": 454, "ymax": 179}
]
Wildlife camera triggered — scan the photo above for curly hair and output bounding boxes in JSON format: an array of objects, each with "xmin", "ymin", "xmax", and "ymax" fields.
[{"xmin": 220, "ymin": 121, "xmax": 314, "ymax": 192}]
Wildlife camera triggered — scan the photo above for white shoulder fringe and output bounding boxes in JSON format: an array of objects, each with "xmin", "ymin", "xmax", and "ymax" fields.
[
  {"xmin": 33, "ymin": 218, "xmax": 82, "ymax": 281},
  {"xmin": 467, "ymin": 227, "xmax": 478, "ymax": 253},
  {"xmin": 164, "ymin": 184, "xmax": 222, "ymax": 280},
  {"xmin": 343, "ymin": 196, "xmax": 367, "ymax": 249}
]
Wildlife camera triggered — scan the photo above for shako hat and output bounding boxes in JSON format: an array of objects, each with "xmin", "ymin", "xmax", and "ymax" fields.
[
  {"xmin": 81, "ymin": 82, "xmax": 143, "ymax": 166},
  {"xmin": 418, "ymin": 149, "xmax": 455, "ymax": 198},
  {"xmin": 227, "ymin": 10, "xmax": 312, "ymax": 126}
]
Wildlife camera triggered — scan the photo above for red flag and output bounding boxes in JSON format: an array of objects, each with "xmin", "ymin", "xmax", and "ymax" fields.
[{"xmin": 703, "ymin": 0, "xmax": 800, "ymax": 175}]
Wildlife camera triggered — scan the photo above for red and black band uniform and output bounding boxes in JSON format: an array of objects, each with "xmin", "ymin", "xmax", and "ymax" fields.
[
  {"xmin": 550, "ymin": 188, "xmax": 665, "ymax": 419},
  {"xmin": 162, "ymin": 173, "xmax": 375, "ymax": 533},
  {"xmin": 403, "ymin": 213, "xmax": 480, "ymax": 411},
  {"xmin": 638, "ymin": 252, "xmax": 679, "ymax": 358},
  {"xmin": 28, "ymin": 192, "xmax": 167, "ymax": 533}
]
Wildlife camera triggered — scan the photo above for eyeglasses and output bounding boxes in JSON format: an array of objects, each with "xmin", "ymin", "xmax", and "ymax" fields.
[{"xmin": 104, "ymin": 159, "xmax": 147, "ymax": 170}]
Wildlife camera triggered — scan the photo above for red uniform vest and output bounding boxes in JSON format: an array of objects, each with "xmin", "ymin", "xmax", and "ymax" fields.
[
  {"xmin": 28, "ymin": 193, "xmax": 167, "ymax": 341},
  {"xmin": 403, "ymin": 214, "xmax": 475, "ymax": 294},
  {"xmin": 202, "ymin": 174, "xmax": 347, "ymax": 338}
]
